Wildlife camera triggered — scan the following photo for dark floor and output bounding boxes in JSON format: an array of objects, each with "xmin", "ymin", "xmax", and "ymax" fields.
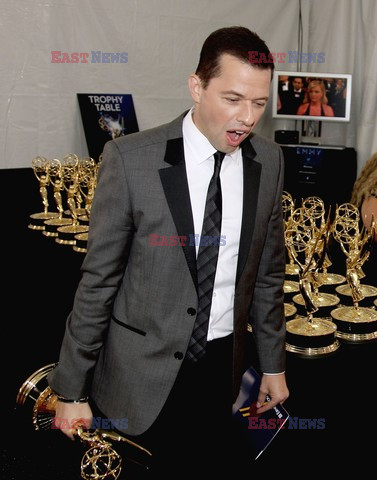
[{"xmin": 2, "ymin": 167, "xmax": 377, "ymax": 478}]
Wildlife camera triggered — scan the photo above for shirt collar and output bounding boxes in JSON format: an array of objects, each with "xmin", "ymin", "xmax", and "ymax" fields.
[{"xmin": 183, "ymin": 107, "xmax": 240, "ymax": 165}]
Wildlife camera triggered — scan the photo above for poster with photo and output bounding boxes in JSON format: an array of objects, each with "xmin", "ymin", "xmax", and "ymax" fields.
[{"xmin": 77, "ymin": 93, "xmax": 139, "ymax": 161}]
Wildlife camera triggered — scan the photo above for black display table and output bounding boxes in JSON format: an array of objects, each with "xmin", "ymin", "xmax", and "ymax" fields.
[{"xmin": 2, "ymin": 165, "xmax": 376, "ymax": 478}]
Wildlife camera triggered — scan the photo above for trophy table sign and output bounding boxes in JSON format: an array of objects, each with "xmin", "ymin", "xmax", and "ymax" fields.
[
  {"xmin": 28, "ymin": 156, "xmax": 59, "ymax": 230},
  {"xmin": 284, "ymin": 205, "xmax": 340, "ymax": 356},
  {"xmin": 330, "ymin": 204, "xmax": 377, "ymax": 341}
]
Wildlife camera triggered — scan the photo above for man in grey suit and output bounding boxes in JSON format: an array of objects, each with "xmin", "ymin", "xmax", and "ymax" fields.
[{"xmin": 49, "ymin": 26, "xmax": 289, "ymax": 476}]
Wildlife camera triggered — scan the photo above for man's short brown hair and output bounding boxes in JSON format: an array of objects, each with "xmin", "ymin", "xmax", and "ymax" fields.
[{"xmin": 195, "ymin": 26, "xmax": 274, "ymax": 88}]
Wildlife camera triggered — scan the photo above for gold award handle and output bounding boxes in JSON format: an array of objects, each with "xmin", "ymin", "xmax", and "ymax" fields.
[
  {"xmin": 76, "ymin": 425, "xmax": 152, "ymax": 480},
  {"xmin": 16, "ymin": 364, "xmax": 152, "ymax": 480}
]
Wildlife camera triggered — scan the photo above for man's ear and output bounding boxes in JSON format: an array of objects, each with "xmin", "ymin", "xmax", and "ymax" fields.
[{"xmin": 188, "ymin": 74, "xmax": 203, "ymax": 103}]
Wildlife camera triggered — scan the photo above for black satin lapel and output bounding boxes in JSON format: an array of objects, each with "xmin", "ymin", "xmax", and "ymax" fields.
[
  {"xmin": 159, "ymin": 138, "xmax": 197, "ymax": 289},
  {"xmin": 236, "ymin": 140, "xmax": 261, "ymax": 285}
]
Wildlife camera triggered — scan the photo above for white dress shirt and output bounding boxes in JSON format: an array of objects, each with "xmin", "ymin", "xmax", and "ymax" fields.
[{"xmin": 182, "ymin": 108, "xmax": 243, "ymax": 341}]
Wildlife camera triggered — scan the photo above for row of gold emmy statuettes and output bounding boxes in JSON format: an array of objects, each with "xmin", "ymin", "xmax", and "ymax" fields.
[
  {"xmin": 27, "ymin": 155, "xmax": 377, "ymax": 352},
  {"xmin": 282, "ymin": 192, "xmax": 377, "ymax": 356},
  {"xmin": 28, "ymin": 154, "xmax": 102, "ymax": 252}
]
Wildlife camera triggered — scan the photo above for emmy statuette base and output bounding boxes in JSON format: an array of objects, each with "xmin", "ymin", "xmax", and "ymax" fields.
[
  {"xmin": 73, "ymin": 232, "xmax": 88, "ymax": 253},
  {"xmin": 317, "ymin": 273, "xmax": 346, "ymax": 293},
  {"xmin": 284, "ymin": 280, "xmax": 300, "ymax": 302},
  {"xmin": 42, "ymin": 217, "xmax": 73, "ymax": 237},
  {"xmin": 285, "ymin": 316, "xmax": 340, "ymax": 357},
  {"xmin": 28, "ymin": 212, "xmax": 59, "ymax": 230},
  {"xmin": 293, "ymin": 292, "xmax": 340, "ymax": 318},
  {"xmin": 335, "ymin": 284, "xmax": 377, "ymax": 307},
  {"xmin": 331, "ymin": 305, "xmax": 377, "ymax": 342},
  {"xmin": 285, "ymin": 340, "xmax": 341, "ymax": 357},
  {"xmin": 284, "ymin": 303, "xmax": 297, "ymax": 320},
  {"xmin": 56, "ymin": 224, "xmax": 89, "ymax": 245}
]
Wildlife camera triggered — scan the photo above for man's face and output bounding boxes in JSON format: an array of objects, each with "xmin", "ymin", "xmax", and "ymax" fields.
[
  {"xmin": 292, "ymin": 78, "xmax": 303, "ymax": 90},
  {"xmin": 189, "ymin": 54, "xmax": 271, "ymax": 153}
]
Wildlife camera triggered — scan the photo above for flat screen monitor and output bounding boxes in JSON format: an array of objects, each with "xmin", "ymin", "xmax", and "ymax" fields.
[{"xmin": 272, "ymin": 71, "xmax": 352, "ymax": 122}]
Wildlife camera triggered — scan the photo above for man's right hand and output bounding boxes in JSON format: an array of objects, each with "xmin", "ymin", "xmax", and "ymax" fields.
[{"xmin": 54, "ymin": 401, "xmax": 93, "ymax": 441}]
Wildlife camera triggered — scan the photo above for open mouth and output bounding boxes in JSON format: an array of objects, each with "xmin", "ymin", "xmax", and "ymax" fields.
[{"xmin": 226, "ymin": 129, "xmax": 249, "ymax": 145}]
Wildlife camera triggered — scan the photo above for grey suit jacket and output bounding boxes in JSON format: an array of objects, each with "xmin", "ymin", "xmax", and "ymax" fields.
[{"xmin": 48, "ymin": 112, "xmax": 286, "ymax": 436}]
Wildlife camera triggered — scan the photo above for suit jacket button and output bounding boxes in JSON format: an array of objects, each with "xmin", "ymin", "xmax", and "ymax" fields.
[
  {"xmin": 187, "ymin": 307, "xmax": 196, "ymax": 316},
  {"xmin": 174, "ymin": 351, "xmax": 184, "ymax": 360}
]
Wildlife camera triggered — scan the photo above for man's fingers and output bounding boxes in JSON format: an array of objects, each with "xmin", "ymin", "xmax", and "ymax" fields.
[
  {"xmin": 54, "ymin": 402, "xmax": 93, "ymax": 441},
  {"xmin": 56, "ymin": 417, "xmax": 91, "ymax": 441}
]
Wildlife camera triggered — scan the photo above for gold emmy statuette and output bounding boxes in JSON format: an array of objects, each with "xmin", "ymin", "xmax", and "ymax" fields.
[
  {"xmin": 315, "ymin": 235, "xmax": 346, "ymax": 291},
  {"xmin": 330, "ymin": 204, "xmax": 377, "ymax": 341},
  {"xmin": 55, "ymin": 154, "xmax": 89, "ymax": 245},
  {"xmin": 284, "ymin": 202, "xmax": 340, "ymax": 356},
  {"xmin": 77, "ymin": 157, "xmax": 97, "ymax": 226},
  {"xmin": 282, "ymin": 191, "xmax": 300, "ymax": 276},
  {"xmin": 72, "ymin": 158, "xmax": 98, "ymax": 253},
  {"xmin": 28, "ymin": 157, "xmax": 59, "ymax": 230},
  {"xmin": 16, "ymin": 364, "xmax": 152, "ymax": 480},
  {"xmin": 289, "ymin": 199, "xmax": 340, "ymax": 316},
  {"xmin": 311, "ymin": 202, "xmax": 346, "ymax": 290},
  {"xmin": 42, "ymin": 158, "xmax": 74, "ymax": 237}
]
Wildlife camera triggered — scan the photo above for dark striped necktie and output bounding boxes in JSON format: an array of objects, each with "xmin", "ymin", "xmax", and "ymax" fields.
[{"xmin": 186, "ymin": 150, "xmax": 226, "ymax": 362}]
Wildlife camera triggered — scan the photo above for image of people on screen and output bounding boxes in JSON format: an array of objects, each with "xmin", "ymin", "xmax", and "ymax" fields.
[
  {"xmin": 327, "ymin": 78, "xmax": 347, "ymax": 117},
  {"xmin": 277, "ymin": 76, "xmax": 306, "ymax": 114},
  {"xmin": 296, "ymin": 79, "xmax": 334, "ymax": 117}
]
